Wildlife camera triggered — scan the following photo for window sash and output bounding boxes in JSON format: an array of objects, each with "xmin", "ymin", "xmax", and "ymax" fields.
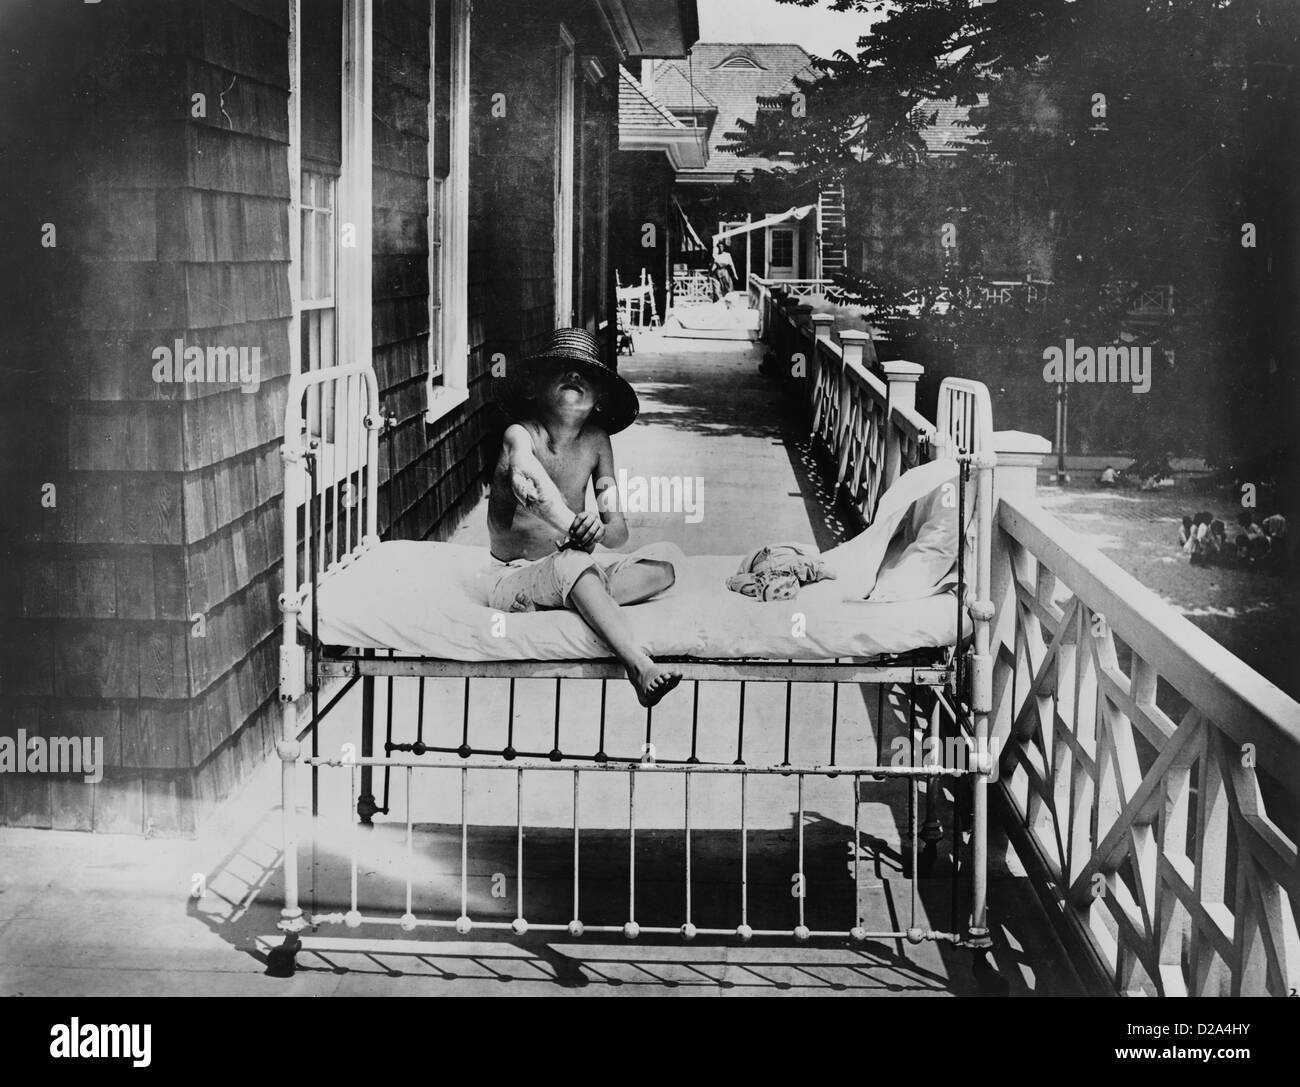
[
  {"xmin": 426, "ymin": 0, "xmax": 470, "ymax": 419},
  {"xmin": 288, "ymin": 0, "xmax": 372, "ymax": 502},
  {"xmin": 553, "ymin": 25, "xmax": 576, "ymax": 328}
]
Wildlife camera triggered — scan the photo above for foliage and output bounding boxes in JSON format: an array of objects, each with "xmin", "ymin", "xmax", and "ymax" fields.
[{"xmin": 729, "ymin": 0, "xmax": 1300, "ymax": 467}]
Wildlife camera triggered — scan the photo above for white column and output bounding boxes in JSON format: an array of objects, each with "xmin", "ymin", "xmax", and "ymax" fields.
[{"xmin": 880, "ymin": 359, "xmax": 922, "ymax": 490}]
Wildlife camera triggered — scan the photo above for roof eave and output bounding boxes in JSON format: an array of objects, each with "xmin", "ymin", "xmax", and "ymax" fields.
[
  {"xmin": 620, "ymin": 126, "xmax": 709, "ymax": 169},
  {"xmin": 597, "ymin": 0, "xmax": 700, "ymax": 60}
]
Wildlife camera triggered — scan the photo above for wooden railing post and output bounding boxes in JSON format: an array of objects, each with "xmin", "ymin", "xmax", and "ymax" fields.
[
  {"xmin": 990, "ymin": 429, "xmax": 1052, "ymax": 623},
  {"xmin": 782, "ymin": 301, "xmax": 813, "ymax": 380},
  {"xmin": 955, "ymin": 428, "xmax": 1046, "ymax": 949},
  {"xmin": 879, "ymin": 359, "xmax": 922, "ymax": 491},
  {"xmin": 808, "ymin": 313, "xmax": 835, "ymax": 416},
  {"xmin": 835, "ymin": 331, "xmax": 871, "ymax": 481},
  {"xmin": 770, "ymin": 287, "xmax": 789, "ymax": 355},
  {"xmin": 837, "ymin": 328, "xmax": 870, "ymax": 370},
  {"xmin": 988, "ymin": 429, "xmax": 1053, "ymax": 770}
]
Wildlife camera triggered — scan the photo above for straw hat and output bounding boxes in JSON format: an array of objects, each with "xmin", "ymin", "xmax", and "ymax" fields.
[{"xmin": 492, "ymin": 327, "xmax": 640, "ymax": 435}]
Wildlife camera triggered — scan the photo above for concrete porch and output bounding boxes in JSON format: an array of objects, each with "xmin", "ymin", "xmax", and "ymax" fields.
[{"xmin": 0, "ymin": 339, "xmax": 1087, "ymax": 997}]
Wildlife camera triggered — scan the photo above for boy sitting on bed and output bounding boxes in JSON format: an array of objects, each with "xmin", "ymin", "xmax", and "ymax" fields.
[{"xmin": 484, "ymin": 327, "xmax": 685, "ymax": 707}]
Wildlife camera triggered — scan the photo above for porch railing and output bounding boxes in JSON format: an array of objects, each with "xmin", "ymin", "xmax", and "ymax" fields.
[
  {"xmin": 751, "ymin": 275, "xmax": 934, "ymax": 522},
  {"xmin": 750, "ymin": 271, "xmax": 1300, "ymax": 997},
  {"xmin": 992, "ymin": 489, "xmax": 1300, "ymax": 996}
]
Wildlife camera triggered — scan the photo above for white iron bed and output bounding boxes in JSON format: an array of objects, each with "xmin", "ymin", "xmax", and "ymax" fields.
[{"xmin": 268, "ymin": 362, "xmax": 998, "ymax": 975}]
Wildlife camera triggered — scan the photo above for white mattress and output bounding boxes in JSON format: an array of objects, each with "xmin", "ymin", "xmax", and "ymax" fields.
[{"xmin": 302, "ymin": 540, "xmax": 958, "ymax": 662}]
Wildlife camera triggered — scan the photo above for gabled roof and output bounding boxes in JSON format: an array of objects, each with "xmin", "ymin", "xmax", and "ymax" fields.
[
  {"xmin": 649, "ymin": 42, "xmax": 819, "ymax": 180},
  {"xmin": 618, "ymin": 66, "xmax": 710, "ymax": 170},
  {"xmin": 619, "ymin": 65, "xmax": 686, "ymax": 131},
  {"xmin": 649, "ymin": 62, "xmax": 716, "ymax": 113}
]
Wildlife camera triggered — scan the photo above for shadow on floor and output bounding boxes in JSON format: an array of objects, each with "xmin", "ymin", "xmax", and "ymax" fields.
[{"xmin": 187, "ymin": 757, "xmax": 1082, "ymax": 996}]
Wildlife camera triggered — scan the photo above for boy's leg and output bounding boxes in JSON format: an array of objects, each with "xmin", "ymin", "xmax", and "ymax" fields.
[
  {"xmin": 602, "ymin": 543, "xmax": 683, "ymax": 605},
  {"xmin": 606, "ymin": 559, "xmax": 675, "ymax": 604},
  {"xmin": 566, "ymin": 569, "xmax": 681, "ymax": 707}
]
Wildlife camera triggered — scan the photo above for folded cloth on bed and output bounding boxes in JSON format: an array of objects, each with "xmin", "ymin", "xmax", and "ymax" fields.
[
  {"xmin": 300, "ymin": 540, "xmax": 959, "ymax": 662},
  {"xmin": 822, "ymin": 458, "xmax": 974, "ymax": 602}
]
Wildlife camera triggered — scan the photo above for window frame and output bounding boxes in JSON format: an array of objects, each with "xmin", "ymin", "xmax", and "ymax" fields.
[
  {"xmin": 425, "ymin": 0, "xmax": 473, "ymax": 424},
  {"xmin": 287, "ymin": 0, "xmax": 372, "ymax": 497},
  {"xmin": 553, "ymin": 24, "xmax": 576, "ymax": 328},
  {"xmin": 768, "ymin": 225, "xmax": 797, "ymax": 277}
]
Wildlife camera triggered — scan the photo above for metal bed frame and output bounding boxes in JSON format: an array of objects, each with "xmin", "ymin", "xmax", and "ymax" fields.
[{"xmin": 269, "ymin": 363, "xmax": 997, "ymax": 975}]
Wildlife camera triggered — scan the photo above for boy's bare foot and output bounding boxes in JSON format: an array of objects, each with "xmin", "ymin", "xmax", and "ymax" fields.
[{"xmin": 630, "ymin": 662, "xmax": 682, "ymax": 707}]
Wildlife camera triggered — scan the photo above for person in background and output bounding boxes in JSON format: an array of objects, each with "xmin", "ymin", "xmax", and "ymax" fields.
[
  {"xmin": 1262, "ymin": 512, "xmax": 1288, "ymax": 573},
  {"xmin": 1178, "ymin": 515, "xmax": 1194, "ymax": 549},
  {"xmin": 1188, "ymin": 511, "xmax": 1215, "ymax": 566},
  {"xmin": 1209, "ymin": 519, "xmax": 1228, "ymax": 565},
  {"xmin": 1140, "ymin": 453, "xmax": 1174, "ymax": 491},
  {"xmin": 1234, "ymin": 510, "xmax": 1262, "ymax": 566},
  {"xmin": 1099, "ymin": 465, "xmax": 1118, "ymax": 488},
  {"xmin": 711, "ymin": 241, "xmax": 737, "ymax": 301}
]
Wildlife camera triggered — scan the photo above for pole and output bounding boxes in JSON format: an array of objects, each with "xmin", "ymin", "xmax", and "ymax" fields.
[{"xmin": 1055, "ymin": 382, "xmax": 1068, "ymax": 484}]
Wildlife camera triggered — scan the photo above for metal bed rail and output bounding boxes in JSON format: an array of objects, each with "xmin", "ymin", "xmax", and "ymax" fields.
[{"xmin": 286, "ymin": 755, "xmax": 982, "ymax": 953}]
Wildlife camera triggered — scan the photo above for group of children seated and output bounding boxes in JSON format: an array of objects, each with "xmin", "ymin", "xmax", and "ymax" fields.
[{"xmin": 1180, "ymin": 510, "xmax": 1289, "ymax": 572}]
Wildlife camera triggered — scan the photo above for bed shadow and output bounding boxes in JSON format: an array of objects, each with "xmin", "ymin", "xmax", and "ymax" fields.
[{"xmin": 185, "ymin": 768, "xmax": 1082, "ymax": 996}]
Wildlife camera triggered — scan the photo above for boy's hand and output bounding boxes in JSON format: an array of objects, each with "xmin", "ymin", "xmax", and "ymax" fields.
[{"xmin": 567, "ymin": 512, "xmax": 606, "ymax": 553}]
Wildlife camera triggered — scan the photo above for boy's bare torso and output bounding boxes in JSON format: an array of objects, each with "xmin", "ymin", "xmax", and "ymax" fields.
[{"xmin": 488, "ymin": 419, "xmax": 602, "ymax": 561}]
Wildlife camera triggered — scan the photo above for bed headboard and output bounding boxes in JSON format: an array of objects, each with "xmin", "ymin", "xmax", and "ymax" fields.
[
  {"xmin": 935, "ymin": 376, "xmax": 995, "ymax": 460},
  {"xmin": 279, "ymin": 364, "xmax": 383, "ymax": 673}
]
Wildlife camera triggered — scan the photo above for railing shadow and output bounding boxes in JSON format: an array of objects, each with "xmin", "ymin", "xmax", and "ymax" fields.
[{"xmin": 186, "ymin": 765, "xmax": 1081, "ymax": 995}]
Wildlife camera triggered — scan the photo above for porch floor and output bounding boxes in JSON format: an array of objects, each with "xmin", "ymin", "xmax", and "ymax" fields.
[{"xmin": 0, "ymin": 338, "xmax": 1087, "ymax": 997}]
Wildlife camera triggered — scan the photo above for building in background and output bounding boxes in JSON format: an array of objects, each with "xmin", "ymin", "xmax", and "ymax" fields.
[
  {"xmin": 611, "ymin": 65, "xmax": 709, "ymax": 323},
  {"xmin": 649, "ymin": 43, "xmax": 847, "ymax": 288}
]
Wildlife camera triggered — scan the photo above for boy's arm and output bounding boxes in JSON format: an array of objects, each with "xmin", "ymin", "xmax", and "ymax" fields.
[
  {"xmin": 503, "ymin": 424, "xmax": 578, "ymax": 537},
  {"xmin": 593, "ymin": 432, "xmax": 629, "ymax": 549}
]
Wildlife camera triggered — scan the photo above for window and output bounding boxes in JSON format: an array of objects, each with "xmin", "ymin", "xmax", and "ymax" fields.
[
  {"xmin": 554, "ymin": 25, "xmax": 576, "ymax": 327},
  {"xmin": 297, "ymin": 0, "xmax": 343, "ymax": 388},
  {"xmin": 718, "ymin": 55, "xmax": 761, "ymax": 70},
  {"xmin": 769, "ymin": 226, "xmax": 795, "ymax": 272},
  {"xmin": 288, "ymin": 0, "xmax": 371, "ymax": 492},
  {"xmin": 300, "ymin": 168, "xmax": 338, "ymax": 440},
  {"xmin": 425, "ymin": 0, "xmax": 471, "ymax": 422}
]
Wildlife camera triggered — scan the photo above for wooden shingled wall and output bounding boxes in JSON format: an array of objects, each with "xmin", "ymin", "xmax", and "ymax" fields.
[
  {"xmin": 1, "ymin": 0, "xmax": 621, "ymax": 835},
  {"xmin": 3, "ymin": 0, "xmax": 294, "ymax": 835},
  {"xmin": 373, "ymin": 0, "xmax": 485, "ymax": 543}
]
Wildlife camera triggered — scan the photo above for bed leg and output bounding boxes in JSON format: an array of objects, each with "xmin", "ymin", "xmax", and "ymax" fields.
[
  {"xmin": 358, "ymin": 663, "xmax": 377, "ymax": 825},
  {"xmin": 275, "ymin": 698, "xmax": 307, "ymax": 974},
  {"xmin": 966, "ymin": 699, "xmax": 993, "ymax": 952},
  {"xmin": 919, "ymin": 697, "xmax": 943, "ymax": 877}
]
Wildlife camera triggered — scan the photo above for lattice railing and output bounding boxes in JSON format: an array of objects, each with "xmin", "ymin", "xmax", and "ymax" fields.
[
  {"xmin": 811, "ymin": 338, "xmax": 890, "ymax": 521},
  {"xmin": 774, "ymin": 278, "xmax": 832, "ymax": 300},
  {"xmin": 992, "ymin": 495, "xmax": 1300, "ymax": 996},
  {"xmin": 752, "ymin": 274, "xmax": 940, "ymax": 524}
]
